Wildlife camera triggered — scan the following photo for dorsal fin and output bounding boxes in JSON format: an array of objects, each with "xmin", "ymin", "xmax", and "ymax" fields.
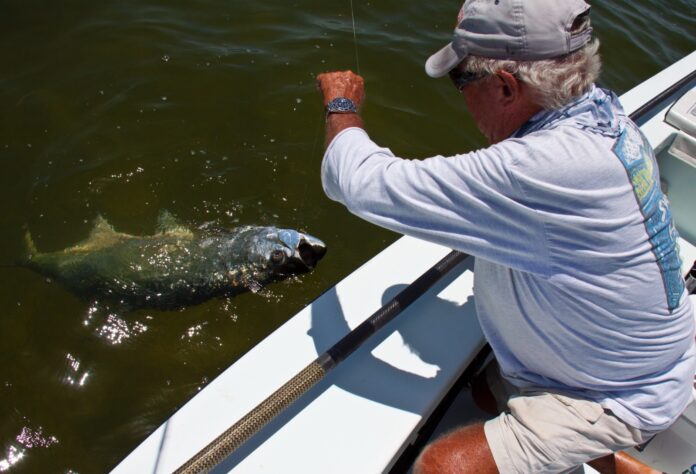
[
  {"xmin": 69, "ymin": 215, "xmax": 124, "ymax": 252},
  {"xmin": 24, "ymin": 229, "xmax": 39, "ymax": 257},
  {"xmin": 156, "ymin": 210, "xmax": 193, "ymax": 238},
  {"xmin": 90, "ymin": 215, "xmax": 117, "ymax": 239}
]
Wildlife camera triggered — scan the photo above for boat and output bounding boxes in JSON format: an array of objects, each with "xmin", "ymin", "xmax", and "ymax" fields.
[{"xmin": 113, "ymin": 50, "xmax": 696, "ymax": 474}]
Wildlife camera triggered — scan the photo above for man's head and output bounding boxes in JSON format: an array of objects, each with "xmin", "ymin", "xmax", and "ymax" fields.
[
  {"xmin": 426, "ymin": 0, "xmax": 594, "ymax": 76},
  {"xmin": 426, "ymin": 0, "xmax": 601, "ymax": 142}
]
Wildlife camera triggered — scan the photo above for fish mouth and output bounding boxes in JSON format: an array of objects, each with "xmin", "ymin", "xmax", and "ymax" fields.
[{"xmin": 296, "ymin": 237, "xmax": 327, "ymax": 269}]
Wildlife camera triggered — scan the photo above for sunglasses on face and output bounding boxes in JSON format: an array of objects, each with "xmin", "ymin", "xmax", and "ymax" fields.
[{"xmin": 448, "ymin": 68, "xmax": 487, "ymax": 91}]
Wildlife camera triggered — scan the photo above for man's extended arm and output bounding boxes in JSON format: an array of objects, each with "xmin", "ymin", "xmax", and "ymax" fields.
[{"xmin": 316, "ymin": 70, "xmax": 365, "ymax": 145}]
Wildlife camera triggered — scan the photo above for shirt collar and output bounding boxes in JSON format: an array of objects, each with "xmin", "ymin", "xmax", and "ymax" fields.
[{"xmin": 513, "ymin": 84, "xmax": 625, "ymax": 139}]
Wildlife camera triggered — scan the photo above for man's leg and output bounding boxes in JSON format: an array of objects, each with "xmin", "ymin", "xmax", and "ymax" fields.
[
  {"xmin": 412, "ymin": 363, "xmax": 502, "ymax": 474},
  {"xmin": 435, "ymin": 361, "xmax": 659, "ymax": 474},
  {"xmin": 413, "ymin": 423, "xmax": 498, "ymax": 474},
  {"xmin": 412, "ymin": 417, "xmax": 659, "ymax": 474}
]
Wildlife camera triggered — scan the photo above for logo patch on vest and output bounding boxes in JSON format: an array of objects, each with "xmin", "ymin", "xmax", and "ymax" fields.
[{"xmin": 613, "ymin": 124, "xmax": 684, "ymax": 310}]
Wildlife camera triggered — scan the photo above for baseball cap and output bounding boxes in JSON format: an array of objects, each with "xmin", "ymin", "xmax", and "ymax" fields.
[{"xmin": 425, "ymin": 0, "xmax": 593, "ymax": 78}]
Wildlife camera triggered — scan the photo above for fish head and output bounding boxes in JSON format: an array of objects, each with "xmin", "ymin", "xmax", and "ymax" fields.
[{"xmin": 226, "ymin": 227, "xmax": 327, "ymax": 275}]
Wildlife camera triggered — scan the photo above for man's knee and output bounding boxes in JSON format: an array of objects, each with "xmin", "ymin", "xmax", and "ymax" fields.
[
  {"xmin": 413, "ymin": 423, "xmax": 498, "ymax": 474},
  {"xmin": 412, "ymin": 442, "xmax": 440, "ymax": 474},
  {"xmin": 413, "ymin": 432, "xmax": 459, "ymax": 474}
]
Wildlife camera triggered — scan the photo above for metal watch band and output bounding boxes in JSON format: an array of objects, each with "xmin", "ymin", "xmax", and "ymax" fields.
[{"xmin": 325, "ymin": 97, "xmax": 358, "ymax": 119}]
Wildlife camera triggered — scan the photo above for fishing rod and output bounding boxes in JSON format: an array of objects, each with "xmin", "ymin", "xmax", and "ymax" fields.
[{"xmin": 174, "ymin": 250, "xmax": 469, "ymax": 474}]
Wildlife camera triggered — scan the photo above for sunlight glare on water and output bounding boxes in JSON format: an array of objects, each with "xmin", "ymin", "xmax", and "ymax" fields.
[
  {"xmin": 63, "ymin": 353, "xmax": 90, "ymax": 387},
  {"xmin": 96, "ymin": 314, "xmax": 149, "ymax": 346}
]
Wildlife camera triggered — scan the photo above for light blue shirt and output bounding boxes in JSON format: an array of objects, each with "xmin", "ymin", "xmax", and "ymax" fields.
[{"xmin": 321, "ymin": 86, "xmax": 695, "ymax": 431}]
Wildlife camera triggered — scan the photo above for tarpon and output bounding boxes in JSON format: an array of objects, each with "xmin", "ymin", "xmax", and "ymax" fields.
[{"xmin": 23, "ymin": 212, "xmax": 327, "ymax": 310}]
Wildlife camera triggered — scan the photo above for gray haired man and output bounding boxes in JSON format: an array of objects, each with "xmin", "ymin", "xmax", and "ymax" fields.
[{"xmin": 317, "ymin": 1, "xmax": 695, "ymax": 472}]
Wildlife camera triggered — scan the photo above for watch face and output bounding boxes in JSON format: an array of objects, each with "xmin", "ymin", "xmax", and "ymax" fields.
[
  {"xmin": 334, "ymin": 98, "xmax": 351, "ymax": 109},
  {"xmin": 328, "ymin": 97, "xmax": 356, "ymax": 113}
]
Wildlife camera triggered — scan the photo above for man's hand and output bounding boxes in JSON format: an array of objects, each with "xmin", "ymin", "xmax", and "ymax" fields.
[
  {"xmin": 317, "ymin": 70, "xmax": 366, "ymax": 147},
  {"xmin": 316, "ymin": 70, "xmax": 365, "ymax": 107}
]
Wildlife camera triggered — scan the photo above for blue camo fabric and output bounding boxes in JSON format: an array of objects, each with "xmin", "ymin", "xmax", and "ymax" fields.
[{"xmin": 612, "ymin": 125, "xmax": 684, "ymax": 310}]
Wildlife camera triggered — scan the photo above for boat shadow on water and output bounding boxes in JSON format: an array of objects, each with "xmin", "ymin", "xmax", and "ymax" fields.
[{"xmin": 211, "ymin": 258, "xmax": 479, "ymax": 472}]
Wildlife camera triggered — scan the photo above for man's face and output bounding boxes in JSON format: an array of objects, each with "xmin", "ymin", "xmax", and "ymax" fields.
[
  {"xmin": 460, "ymin": 76, "xmax": 506, "ymax": 144},
  {"xmin": 449, "ymin": 61, "xmax": 541, "ymax": 144},
  {"xmin": 448, "ymin": 66, "xmax": 497, "ymax": 143}
]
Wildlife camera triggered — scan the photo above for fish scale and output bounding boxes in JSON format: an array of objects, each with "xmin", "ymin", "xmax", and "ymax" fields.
[{"xmin": 23, "ymin": 213, "xmax": 327, "ymax": 311}]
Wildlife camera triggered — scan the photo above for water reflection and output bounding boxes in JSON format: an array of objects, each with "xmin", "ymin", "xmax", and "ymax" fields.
[
  {"xmin": 96, "ymin": 313, "xmax": 149, "ymax": 345},
  {"xmin": 182, "ymin": 322, "xmax": 206, "ymax": 340},
  {"xmin": 0, "ymin": 426, "xmax": 58, "ymax": 472},
  {"xmin": 0, "ymin": 446, "xmax": 24, "ymax": 472},
  {"xmin": 16, "ymin": 427, "xmax": 58, "ymax": 449},
  {"xmin": 64, "ymin": 353, "xmax": 90, "ymax": 387}
]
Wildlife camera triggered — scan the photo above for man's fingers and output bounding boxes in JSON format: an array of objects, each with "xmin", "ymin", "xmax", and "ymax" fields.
[
  {"xmin": 317, "ymin": 70, "xmax": 363, "ymax": 83},
  {"xmin": 316, "ymin": 70, "xmax": 365, "ymax": 106}
]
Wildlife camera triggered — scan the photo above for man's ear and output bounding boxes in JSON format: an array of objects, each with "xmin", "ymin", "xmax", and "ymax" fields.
[{"xmin": 496, "ymin": 70, "xmax": 520, "ymax": 105}]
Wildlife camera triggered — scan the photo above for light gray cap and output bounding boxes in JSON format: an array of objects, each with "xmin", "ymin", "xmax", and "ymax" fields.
[{"xmin": 425, "ymin": 0, "xmax": 593, "ymax": 78}]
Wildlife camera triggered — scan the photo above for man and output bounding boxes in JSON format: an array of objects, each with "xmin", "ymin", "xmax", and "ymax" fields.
[{"xmin": 317, "ymin": 0, "xmax": 695, "ymax": 473}]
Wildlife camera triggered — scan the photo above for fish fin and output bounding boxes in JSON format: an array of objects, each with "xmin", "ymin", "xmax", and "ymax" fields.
[
  {"xmin": 24, "ymin": 228, "xmax": 38, "ymax": 259},
  {"xmin": 156, "ymin": 210, "xmax": 193, "ymax": 239},
  {"xmin": 246, "ymin": 279, "xmax": 263, "ymax": 294},
  {"xmin": 70, "ymin": 215, "xmax": 124, "ymax": 252},
  {"xmin": 90, "ymin": 215, "xmax": 117, "ymax": 238},
  {"xmin": 237, "ymin": 271, "xmax": 263, "ymax": 294}
]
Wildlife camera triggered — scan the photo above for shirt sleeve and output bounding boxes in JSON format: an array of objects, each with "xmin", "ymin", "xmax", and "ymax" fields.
[{"xmin": 321, "ymin": 127, "xmax": 551, "ymax": 275}]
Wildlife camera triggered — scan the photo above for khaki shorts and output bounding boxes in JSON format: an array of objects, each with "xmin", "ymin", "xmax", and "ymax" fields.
[{"xmin": 482, "ymin": 362, "xmax": 657, "ymax": 474}]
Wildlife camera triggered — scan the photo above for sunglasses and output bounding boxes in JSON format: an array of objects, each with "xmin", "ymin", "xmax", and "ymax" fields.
[{"xmin": 448, "ymin": 68, "xmax": 488, "ymax": 91}]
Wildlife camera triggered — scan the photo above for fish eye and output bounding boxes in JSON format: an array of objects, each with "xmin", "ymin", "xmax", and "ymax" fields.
[{"xmin": 270, "ymin": 249, "xmax": 286, "ymax": 264}]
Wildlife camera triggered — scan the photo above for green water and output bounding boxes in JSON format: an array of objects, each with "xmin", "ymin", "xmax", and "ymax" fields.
[{"xmin": 0, "ymin": 1, "xmax": 694, "ymax": 472}]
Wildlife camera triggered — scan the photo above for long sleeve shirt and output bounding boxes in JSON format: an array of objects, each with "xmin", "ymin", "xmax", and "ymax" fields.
[{"xmin": 321, "ymin": 85, "xmax": 695, "ymax": 431}]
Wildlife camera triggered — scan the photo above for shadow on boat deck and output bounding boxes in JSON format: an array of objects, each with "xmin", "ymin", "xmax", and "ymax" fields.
[{"xmin": 213, "ymin": 257, "xmax": 482, "ymax": 472}]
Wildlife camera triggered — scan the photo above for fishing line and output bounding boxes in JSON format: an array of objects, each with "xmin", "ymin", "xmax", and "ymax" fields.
[
  {"xmin": 311, "ymin": 0, "xmax": 361, "ymax": 161},
  {"xmin": 349, "ymin": 0, "xmax": 361, "ymax": 74}
]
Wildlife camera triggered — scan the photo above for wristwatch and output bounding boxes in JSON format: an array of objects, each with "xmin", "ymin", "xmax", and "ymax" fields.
[{"xmin": 325, "ymin": 97, "xmax": 358, "ymax": 119}]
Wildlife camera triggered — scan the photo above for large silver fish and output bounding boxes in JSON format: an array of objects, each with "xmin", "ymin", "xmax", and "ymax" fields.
[{"xmin": 23, "ymin": 212, "xmax": 327, "ymax": 310}]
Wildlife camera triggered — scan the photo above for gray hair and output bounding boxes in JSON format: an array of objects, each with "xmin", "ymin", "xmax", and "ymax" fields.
[{"xmin": 461, "ymin": 38, "xmax": 602, "ymax": 110}]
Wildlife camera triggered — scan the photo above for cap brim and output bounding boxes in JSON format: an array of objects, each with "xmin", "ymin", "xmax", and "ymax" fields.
[{"xmin": 425, "ymin": 42, "xmax": 465, "ymax": 78}]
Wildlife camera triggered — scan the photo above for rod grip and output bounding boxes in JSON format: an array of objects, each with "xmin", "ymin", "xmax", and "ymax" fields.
[{"xmin": 174, "ymin": 360, "xmax": 327, "ymax": 474}]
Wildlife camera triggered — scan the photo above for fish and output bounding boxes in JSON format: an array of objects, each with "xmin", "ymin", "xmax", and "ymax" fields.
[{"xmin": 23, "ymin": 211, "xmax": 327, "ymax": 310}]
